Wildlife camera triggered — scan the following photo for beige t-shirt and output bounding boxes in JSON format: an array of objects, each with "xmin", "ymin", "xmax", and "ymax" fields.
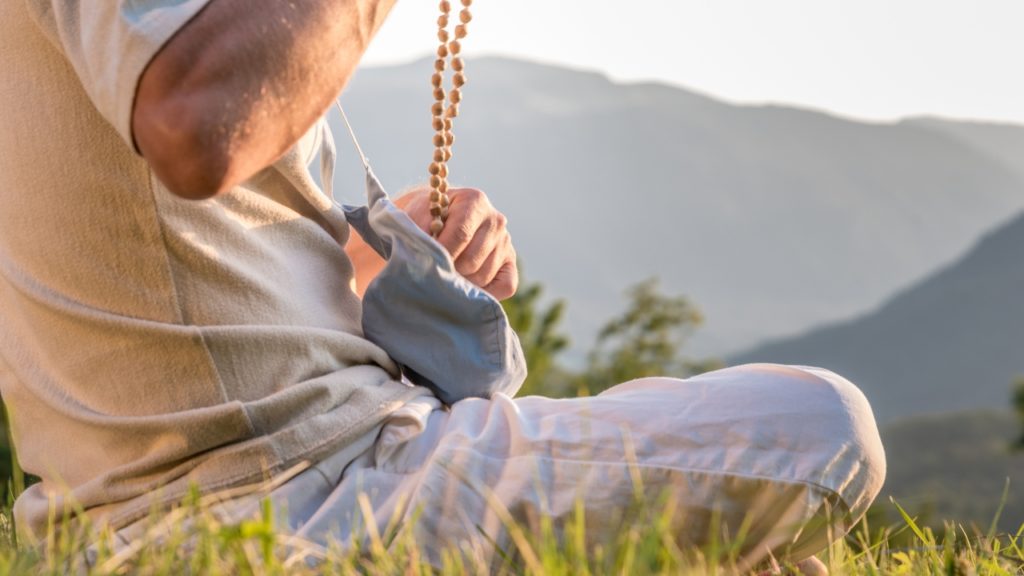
[{"xmin": 0, "ymin": 0, "xmax": 425, "ymax": 538}]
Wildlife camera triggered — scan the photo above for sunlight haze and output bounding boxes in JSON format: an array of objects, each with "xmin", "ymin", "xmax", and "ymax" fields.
[{"xmin": 364, "ymin": 0, "xmax": 1024, "ymax": 124}]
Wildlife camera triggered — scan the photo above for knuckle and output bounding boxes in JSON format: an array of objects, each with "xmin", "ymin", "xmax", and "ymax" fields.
[
  {"xmin": 456, "ymin": 256, "xmax": 481, "ymax": 276},
  {"xmin": 476, "ymin": 253, "xmax": 495, "ymax": 273},
  {"xmin": 458, "ymin": 187, "xmax": 485, "ymax": 203},
  {"xmin": 451, "ymin": 221, "xmax": 474, "ymax": 246}
]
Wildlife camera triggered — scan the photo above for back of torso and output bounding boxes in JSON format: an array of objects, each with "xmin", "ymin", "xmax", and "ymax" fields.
[{"xmin": 0, "ymin": 0, "xmax": 419, "ymax": 538}]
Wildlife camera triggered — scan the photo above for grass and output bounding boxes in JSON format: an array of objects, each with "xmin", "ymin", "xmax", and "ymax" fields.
[
  {"xmin": 1, "ymin": 404, "xmax": 1020, "ymax": 574},
  {"xmin": 0, "ymin": 487, "xmax": 1021, "ymax": 575}
]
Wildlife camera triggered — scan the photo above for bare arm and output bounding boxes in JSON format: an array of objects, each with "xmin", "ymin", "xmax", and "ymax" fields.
[
  {"xmin": 344, "ymin": 192, "xmax": 415, "ymax": 298},
  {"xmin": 133, "ymin": 0, "xmax": 397, "ymax": 199}
]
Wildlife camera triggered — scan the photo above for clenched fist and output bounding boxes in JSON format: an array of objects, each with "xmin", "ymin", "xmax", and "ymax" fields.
[{"xmin": 401, "ymin": 186, "xmax": 519, "ymax": 300}]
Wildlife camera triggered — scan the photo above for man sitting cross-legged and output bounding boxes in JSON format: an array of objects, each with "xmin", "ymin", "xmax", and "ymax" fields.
[{"xmin": 0, "ymin": 0, "xmax": 885, "ymax": 571}]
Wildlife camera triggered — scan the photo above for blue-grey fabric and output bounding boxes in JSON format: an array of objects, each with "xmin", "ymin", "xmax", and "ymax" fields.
[{"xmin": 341, "ymin": 167, "xmax": 527, "ymax": 405}]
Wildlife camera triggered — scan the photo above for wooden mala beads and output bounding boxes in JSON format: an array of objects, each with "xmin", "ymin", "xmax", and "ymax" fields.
[{"xmin": 428, "ymin": 0, "xmax": 473, "ymax": 238}]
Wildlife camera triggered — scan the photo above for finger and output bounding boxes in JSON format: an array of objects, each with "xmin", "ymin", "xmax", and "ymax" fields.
[
  {"xmin": 485, "ymin": 259, "xmax": 518, "ymax": 301},
  {"xmin": 465, "ymin": 232, "xmax": 511, "ymax": 288},
  {"xmin": 437, "ymin": 188, "xmax": 489, "ymax": 260},
  {"xmin": 484, "ymin": 252, "xmax": 519, "ymax": 301},
  {"xmin": 455, "ymin": 214, "xmax": 503, "ymax": 277}
]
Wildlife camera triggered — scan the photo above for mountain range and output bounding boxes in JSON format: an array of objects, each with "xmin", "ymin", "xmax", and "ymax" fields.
[
  {"xmin": 330, "ymin": 56, "xmax": 1024, "ymax": 366},
  {"xmin": 734, "ymin": 210, "xmax": 1024, "ymax": 423}
]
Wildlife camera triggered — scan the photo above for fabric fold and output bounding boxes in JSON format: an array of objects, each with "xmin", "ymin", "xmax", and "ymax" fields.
[{"xmin": 339, "ymin": 166, "xmax": 527, "ymax": 405}]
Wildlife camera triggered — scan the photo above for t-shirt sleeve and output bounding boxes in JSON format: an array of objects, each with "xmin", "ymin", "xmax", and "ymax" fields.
[{"xmin": 25, "ymin": 0, "xmax": 214, "ymax": 151}]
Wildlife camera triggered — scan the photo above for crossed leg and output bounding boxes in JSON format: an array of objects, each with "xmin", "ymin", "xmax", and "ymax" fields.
[{"xmin": 255, "ymin": 363, "xmax": 887, "ymax": 570}]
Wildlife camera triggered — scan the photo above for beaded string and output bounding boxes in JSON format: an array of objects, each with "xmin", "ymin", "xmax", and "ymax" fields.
[{"xmin": 428, "ymin": 0, "xmax": 472, "ymax": 238}]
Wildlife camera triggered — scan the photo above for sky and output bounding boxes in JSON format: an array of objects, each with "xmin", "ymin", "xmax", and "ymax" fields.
[{"xmin": 363, "ymin": 0, "xmax": 1024, "ymax": 125}]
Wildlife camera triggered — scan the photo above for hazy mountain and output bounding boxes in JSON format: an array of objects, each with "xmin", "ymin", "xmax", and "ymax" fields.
[
  {"xmin": 906, "ymin": 117, "xmax": 1024, "ymax": 182},
  {"xmin": 330, "ymin": 57, "xmax": 1024, "ymax": 360},
  {"xmin": 733, "ymin": 211, "xmax": 1024, "ymax": 423}
]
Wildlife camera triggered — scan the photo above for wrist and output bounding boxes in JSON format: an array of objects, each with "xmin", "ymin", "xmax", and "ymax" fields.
[{"xmin": 395, "ymin": 185, "xmax": 434, "ymax": 234}]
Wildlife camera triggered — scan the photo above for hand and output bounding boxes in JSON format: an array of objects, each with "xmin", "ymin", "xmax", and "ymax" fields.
[{"xmin": 400, "ymin": 186, "xmax": 519, "ymax": 300}]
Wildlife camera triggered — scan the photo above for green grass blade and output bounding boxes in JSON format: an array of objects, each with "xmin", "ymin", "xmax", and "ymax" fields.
[
  {"xmin": 986, "ymin": 477, "xmax": 1011, "ymax": 540},
  {"xmin": 890, "ymin": 497, "xmax": 930, "ymax": 544},
  {"xmin": 3, "ymin": 403, "xmax": 24, "ymax": 502}
]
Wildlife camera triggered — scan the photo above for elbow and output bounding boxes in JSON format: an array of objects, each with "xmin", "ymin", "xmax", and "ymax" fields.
[{"xmin": 132, "ymin": 93, "xmax": 235, "ymax": 200}]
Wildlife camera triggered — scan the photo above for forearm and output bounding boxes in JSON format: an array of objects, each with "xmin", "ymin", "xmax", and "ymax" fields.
[
  {"xmin": 345, "ymin": 190, "xmax": 422, "ymax": 297},
  {"xmin": 133, "ymin": 0, "xmax": 397, "ymax": 199},
  {"xmin": 345, "ymin": 233, "xmax": 386, "ymax": 298}
]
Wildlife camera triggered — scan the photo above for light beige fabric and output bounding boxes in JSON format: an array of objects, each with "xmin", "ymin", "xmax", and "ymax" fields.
[
  {"xmin": 0, "ymin": 0, "xmax": 425, "ymax": 539},
  {"xmin": 119, "ymin": 364, "xmax": 886, "ymax": 571}
]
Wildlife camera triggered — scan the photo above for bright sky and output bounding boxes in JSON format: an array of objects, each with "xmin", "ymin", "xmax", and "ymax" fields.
[{"xmin": 363, "ymin": 0, "xmax": 1024, "ymax": 125}]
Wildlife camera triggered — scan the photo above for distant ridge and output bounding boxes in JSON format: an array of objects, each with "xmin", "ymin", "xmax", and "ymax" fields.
[
  {"xmin": 733, "ymin": 211, "xmax": 1024, "ymax": 423},
  {"xmin": 334, "ymin": 56, "xmax": 1024, "ymax": 361},
  {"xmin": 905, "ymin": 117, "xmax": 1024, "ymax": 182}
]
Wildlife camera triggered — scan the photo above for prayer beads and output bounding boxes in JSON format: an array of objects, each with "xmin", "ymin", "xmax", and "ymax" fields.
[{"xmin": 429, "ymin": 0, "xmax": 473, "ymax": 238}]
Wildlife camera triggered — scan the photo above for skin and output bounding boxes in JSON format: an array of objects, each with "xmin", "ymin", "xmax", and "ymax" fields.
[
  {"xmin": 132, "ymin": 0, "xmax": 517, "ymax": 299},
  {"xmin": 349, "ymin": 186, "xmax": 518, "ymax": 300}
]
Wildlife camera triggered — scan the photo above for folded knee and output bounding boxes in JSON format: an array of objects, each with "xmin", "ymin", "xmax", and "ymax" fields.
[{"xmin": 782, "ymin": 364, "xmax": 887, "ymax": 522}]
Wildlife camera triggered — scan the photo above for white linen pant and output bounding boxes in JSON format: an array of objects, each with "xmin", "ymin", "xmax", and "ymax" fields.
[{"xmin": 125, "ymin": 363, "xmax": 887, "ymax": 569}]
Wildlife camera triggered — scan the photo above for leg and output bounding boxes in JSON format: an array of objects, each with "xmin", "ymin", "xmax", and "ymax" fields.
[{"xmin": 291, "ymin": 364, "xmax": 887, "ymax": 569}]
